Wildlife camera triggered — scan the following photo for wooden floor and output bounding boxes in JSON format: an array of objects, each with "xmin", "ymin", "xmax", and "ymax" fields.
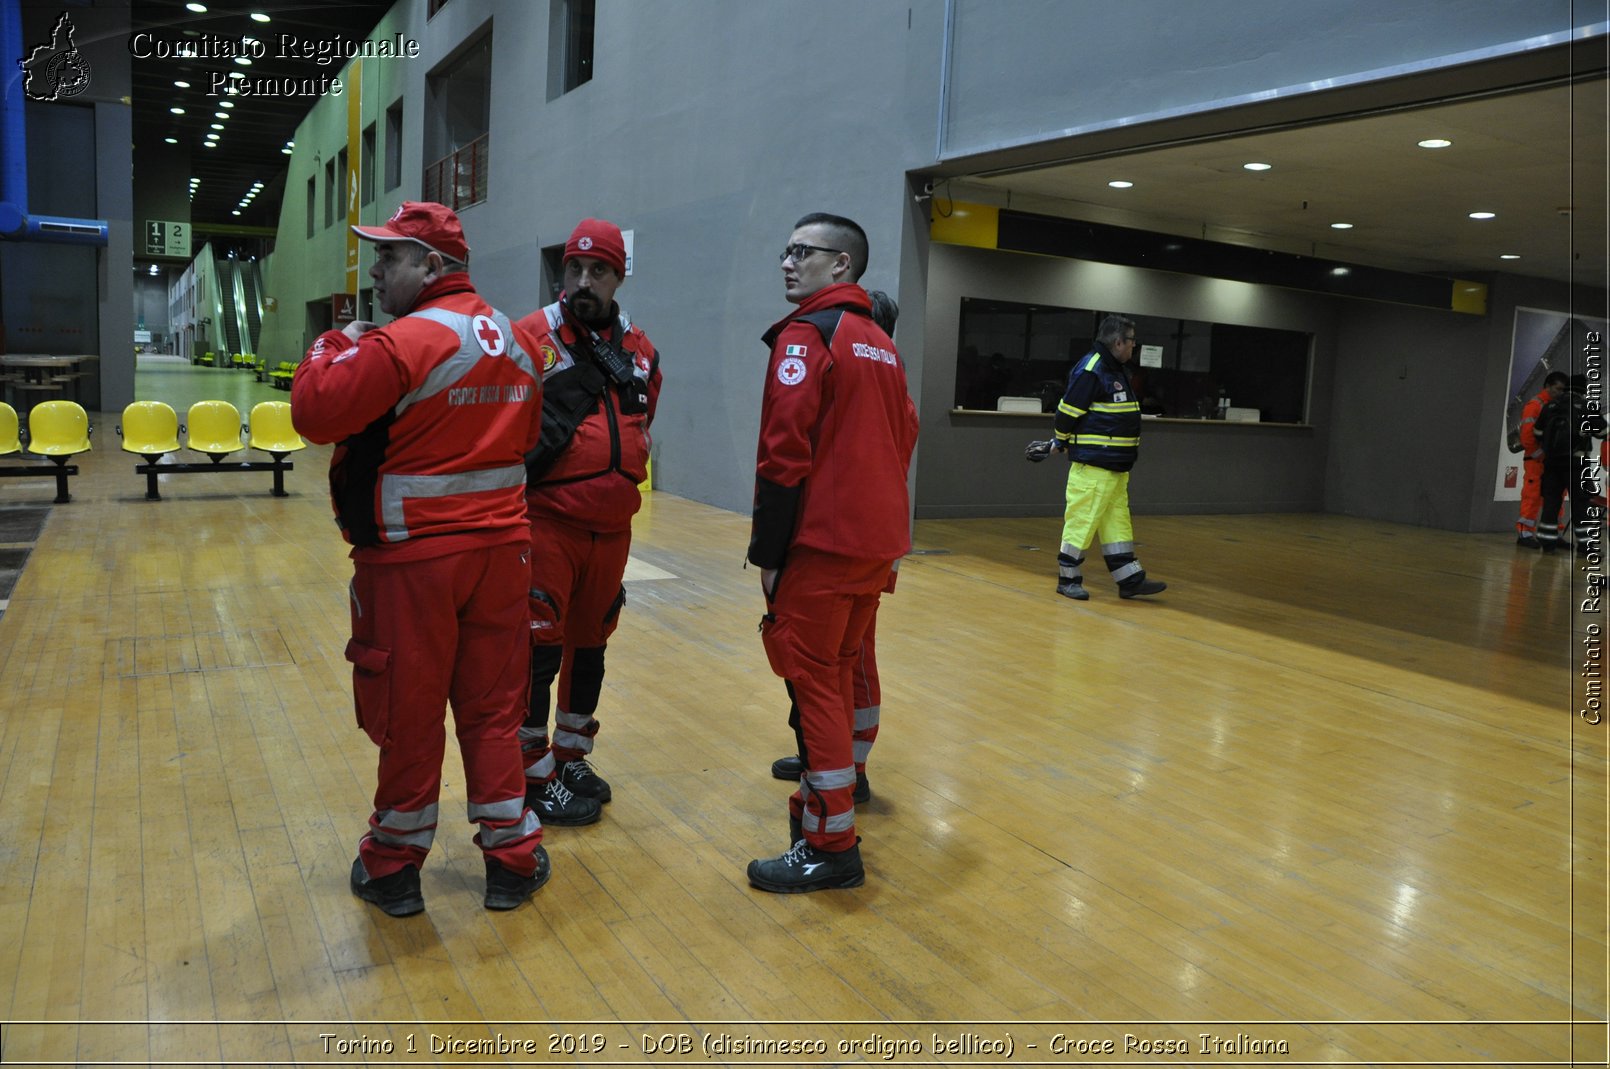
[{"xmin": 0, "ymin": 427, "xmax": 1603, "ymax": 1068}]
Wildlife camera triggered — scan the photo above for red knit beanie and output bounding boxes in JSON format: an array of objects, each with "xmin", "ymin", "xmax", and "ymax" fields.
[{"xmin": 563, "ymin": 218, "xmax": 627, "ymax": 276}]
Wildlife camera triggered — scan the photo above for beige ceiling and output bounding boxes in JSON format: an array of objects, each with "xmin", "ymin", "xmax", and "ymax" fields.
[{"xmin": 958, "ymin": 80, "xmax": 1607, "ymax": 290}]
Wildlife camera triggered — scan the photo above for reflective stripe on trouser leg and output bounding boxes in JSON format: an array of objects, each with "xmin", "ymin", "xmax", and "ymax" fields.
[
  {"xmin": 365, "ymin": 803, "xmax": 440, "ymax": 854},
  {"xmin": 469, "ymin": 794, "xmax": 542, "ymax": 855},
  {"xmin": 1056, "ymin": 549, "xmax": 1085, "ymax": 582},
  {"xmin": 797, "ymin": 765, "xmax": 857, "ymax": 836},
  {"xmin": 1102, "ymin": 539, "xmax": 1142, "ymax": 584},
  {"xmin": 852, "ymin": 704, "xmax": 880, "ymax": 765},
  {"xmin": 553, "ymin": 644, "xmax": 605, "ymax": 761}
]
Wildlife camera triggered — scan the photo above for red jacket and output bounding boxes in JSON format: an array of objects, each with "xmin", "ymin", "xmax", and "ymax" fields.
[
  {"xmin": 749, "ymin": 283, "xmax": 919, "ymax": 568},
  {"xmin": 515, "ymin": 299, "xmax": 661, "ymax": 532},
  {"xmin": 1519, "ymin": 388, "xmax": 1555, "ymax": 461},
  {"xmin": 291, "ymin": 275, "xmax": 543, "ymax": 562}
]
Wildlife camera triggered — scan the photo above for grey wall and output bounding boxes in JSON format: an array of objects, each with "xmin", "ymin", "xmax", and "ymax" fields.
[
  {"xmin": 462, "ymin": 0, "xmax": 944, "ymax": 514},
  {"xmin": 916, "ymin": 243, "xmax": 1338, "ymax": 518},
  {"xmin": 940, "ymin": 0, "xmax": 1595, "ymax": 159},
  {"xmin": 265, "ymin": 0, "xmax": 946, "ymax": 515}
]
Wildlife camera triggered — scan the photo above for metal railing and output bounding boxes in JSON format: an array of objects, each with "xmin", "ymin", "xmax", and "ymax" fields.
[{"xmin": 422, "ymin": 134, "xmax": 489, "ymax": 212}]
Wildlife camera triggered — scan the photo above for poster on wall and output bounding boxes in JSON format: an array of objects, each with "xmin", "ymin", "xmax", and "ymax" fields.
[{"xmin": 1494, "ymin": 307, "xmax": 1608, "ymax": 502}]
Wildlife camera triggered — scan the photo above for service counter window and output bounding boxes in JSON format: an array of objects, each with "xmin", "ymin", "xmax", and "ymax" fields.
[{"xmin": 954, "ymin": 297, "xmax": 1312, "ymax": 424}]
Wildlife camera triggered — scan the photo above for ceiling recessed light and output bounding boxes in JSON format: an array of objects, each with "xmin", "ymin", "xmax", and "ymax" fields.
[
  {"xmin": 206, "ymin": 133, "xmax": 220, "ymax": 140},
  {"xmin": 210, "ymin": 123, "xmax": 223, "ymax": 130},
  {"xmin": 250, "ymin": 12, "xmax": 271, "ymax": 21},
  {"xmin": 1108, "ymin": 180, "xmax": 1133, "ymax": 189},
  {"xmin": 1469, "ymin": 211, "xmax": 1496, "ymax": 220},
  {"xmin": 215, "ymin": 112, "xmax": 228, "ymax": 119},
  {"xmin": 1243, "ymin": 162, "xmax": 1272, "ymax": 171},
  {"xmin": 220, "ymin": 101, "xmax": 235, "ymax": 108},
  {"xmin": 1500, "ymin": 254, "xmax": 1521, "ymax": 260},
  {"xmin": 169, "ymin": 106, "xmax": 185, "ymax": 115},
  {"xmin": 1330, "ymin": 222, "xmax": 1353, "ymax": 229},
  {"xmin": 281, "ymin": 147, "xmax": 293, "ymax": 155},
  {"xmin": 1330, "ymin": 266, "xmax": 1351, "ymax": 276},
  {"xmin": 163, "ymin": 137, "xmax": 177, "ymax": 144},
  {"xmin": 1418, "ymin": 138, "xmax": 1452, "ymax": 149},
  {"xmin": 174, "ymin": 80, "xmax": 190, "ymax": 89},
  {"xmin": 203, "ymin": 141, "xmax": 217, "ymax": 148},
  {"xmin": 185, "ymin": 2, "xmax": 206, "ymax": 10},
  {"xmin": 234, "ymin": 56, "xmax": 252, "ymax": 66},
  {"xmin": 232, "ymin": 210, "xmax": 241, "ymax": 216}
]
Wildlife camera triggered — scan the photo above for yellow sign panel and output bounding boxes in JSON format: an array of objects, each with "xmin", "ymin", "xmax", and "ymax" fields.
[
  {"xmin": 929, "ymin": 201, "xmax": 1000, "ymax": 250},
  {"xmin": 345, "ymin": 60, "xmax": 362, "ymax": 297}
]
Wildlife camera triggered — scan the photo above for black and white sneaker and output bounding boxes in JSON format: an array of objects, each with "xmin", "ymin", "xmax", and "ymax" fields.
[
  {"xmin": 527, "ymin": 778, "xmax": 601, "ymax": 826},
  {"xmin": 558, "ymin": 758, "xmax": 612, "ymax": 804},
  {"xmin": 746, "ymin": 839, "xmax": 865, "ymax": 894},
  {"xmin": 350, "ymin": 857, "xmax": 424, "ymax": 917},
  {"xmin": 484, "ymin": 846, "xmax": 551, "ymax": 910}
]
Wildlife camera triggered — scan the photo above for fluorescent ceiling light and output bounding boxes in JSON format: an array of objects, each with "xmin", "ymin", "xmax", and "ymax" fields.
[
  {"xmin": 1108, "ymin": 180, "xmax": 1133, "ymax": 189},
  {"xmin": 1417, "ymin": 138, "xmax": 1452, "ymax": 149},
  {"xmin": 1243, "ymin": 162, "xmax": 1272, "ymax": 171}
]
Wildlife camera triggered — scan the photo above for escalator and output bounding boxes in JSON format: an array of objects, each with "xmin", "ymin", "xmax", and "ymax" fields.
[
  {"xmin": 215, "ymin": 255, "xmax": 242, "ymax": 358},
  {"xmin": 240, "ymin": 261, "xmax": 263, "ymax": 353}
]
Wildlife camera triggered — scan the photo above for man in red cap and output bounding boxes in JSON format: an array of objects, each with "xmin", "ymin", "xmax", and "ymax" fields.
[
  {"xmin": 292, "ymin": 201, "xmax": 551, "ymax": 915},
  {"xmin": 746, "ymin": 212, "xmax": 918, "ymax": 893},
  {"xmin": 514, "ymin": 218, "xmax": 661, "ymax": 821}
]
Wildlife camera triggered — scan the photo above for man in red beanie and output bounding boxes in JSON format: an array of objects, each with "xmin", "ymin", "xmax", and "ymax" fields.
[
  {"xmin": 746, "ymin": 212, "xmax": 918, "ymax": 893},
  {"xmin": 292, "ymin": 201, "xmax": 551, "ymax": 915},
  {"xmin": 514, "ymin": 218, "xmax": 661, "ymax": 822}
]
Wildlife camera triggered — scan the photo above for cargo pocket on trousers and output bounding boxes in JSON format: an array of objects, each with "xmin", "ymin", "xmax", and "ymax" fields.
[
  {"xmin": 344, "ymin": 638, "xmax": 393, "ymax": 746},
  {"xmin": 758, "ymin": 611, "xmax": 801, "ymax": 680}
]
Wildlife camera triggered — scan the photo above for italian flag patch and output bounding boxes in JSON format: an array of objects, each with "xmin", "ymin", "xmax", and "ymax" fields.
[{"xmin": 785, "ymin": 344, "xmax": 807, "ymax": 356}]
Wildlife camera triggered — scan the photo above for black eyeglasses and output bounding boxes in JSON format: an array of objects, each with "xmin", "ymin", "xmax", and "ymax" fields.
[{"xmin": 779, "ymin": 243, "xmax": 841, "ymax": 264}]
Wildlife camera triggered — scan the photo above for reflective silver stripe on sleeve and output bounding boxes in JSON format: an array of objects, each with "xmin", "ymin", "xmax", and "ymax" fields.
[
  {"xmin": 380, "ymin": 463, "xmax": 528, "ymax": 541},
  {"xmin": 853, "ymin": 704, "xmax": 880, "ymax": 732}
]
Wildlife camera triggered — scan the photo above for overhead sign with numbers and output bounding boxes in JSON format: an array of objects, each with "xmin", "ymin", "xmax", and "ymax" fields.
[{"xmin": 144, "ymin": 219, "xmax": 190, "ymax": 258}]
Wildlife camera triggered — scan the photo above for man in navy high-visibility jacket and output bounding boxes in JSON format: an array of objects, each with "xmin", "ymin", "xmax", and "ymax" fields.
[{"xmin": 1027, "ymin": 314, "xmax": 1166, "ymax": 602}]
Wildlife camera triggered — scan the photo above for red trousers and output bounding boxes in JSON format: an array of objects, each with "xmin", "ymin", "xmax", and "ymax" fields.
[
  {"xmin": 522, "ymin": 513, "xmax": 631, "ymax": 780},
  {"xmin": 849, "ymin": 613, "xmax": 881, "ymax": 771},
  {"xmin": 762, "ymin": 547, "xmax": 892, "ymax": 851},
  {"xmin": 1517, "ymin": 456, "xmax": 1563, "ymax": 536},
  {"xmin": 346, "ymin": 541, "xmax": 542, "ymax": 878}
]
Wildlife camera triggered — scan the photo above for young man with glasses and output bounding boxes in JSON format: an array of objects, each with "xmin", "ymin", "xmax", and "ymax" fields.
[
  {"xmin": 514, "ymin": 218, "xmax": 662, "ymax": 824},
  {"xmin": 747, "ymin": 213, "xmax": 919, "ymax": 893},
  {"xmin": 1026, "ymin": 314, "xmax": 1167, "ymax": 601}
]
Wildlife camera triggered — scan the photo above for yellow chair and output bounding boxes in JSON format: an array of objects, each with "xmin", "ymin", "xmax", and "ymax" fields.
[
  {"xmin": 248, "ymin": 401, "xmax": 307, "ymax": 459},
  {"xmin": 0, "ymin": 402, "xmax": 19, "ymax": 455},
  {"xmin": 27, "ymin": 399, "xmax": 91, "ymax": 457},
  {"xmin": 118, "ymin": 401, "xmax": 181, "ymax": 461},
  {"xmin": 186, "ymin": 400, "xmax": 245, "ymax": 460}
]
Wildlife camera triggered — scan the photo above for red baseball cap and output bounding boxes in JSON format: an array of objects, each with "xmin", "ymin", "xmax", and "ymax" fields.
[
  {"xmin": 563, "ymin": 218, "xmax": 626, "ymax": 276},
  {"xmin": 352, "ymin": 201, "xmax": 470, "ymax": 264}
]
